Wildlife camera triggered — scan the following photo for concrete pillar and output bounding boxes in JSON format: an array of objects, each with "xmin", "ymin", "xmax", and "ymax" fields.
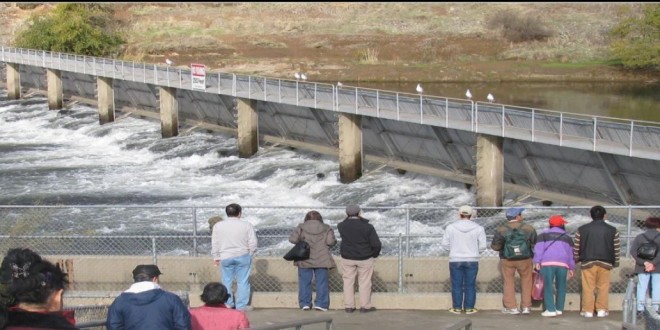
[
  {"xmin": 475, "ymin": 134, "xmax": 504, "ymax": 208},
  {"xmin": 159, "ymin": 86, "xmax": 178, "ymax": 138},
  {"xmin": 6, "ymin": 63, "xmax": 20, "ymax": 100},
  {"xmin": 46, "ymin": 68, "xmax": 63, "ymax": 110},
  {"xmin": 97, "ymin": 77, "xmax": 114, "ymax": 125},
  {"xmin": 237, "ymin": 98, "xmax": 259, "ymax": 158},
  {"xmin": 338, "ymin": 113, "xmax": 362, "ymax": 183}
]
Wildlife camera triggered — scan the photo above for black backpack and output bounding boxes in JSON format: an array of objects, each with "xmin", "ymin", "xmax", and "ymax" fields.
[
  {"xmin": 503, "ymin": 226, "xmax": 532, "ymax": 260},
  {"xmin": 637, "ymin": 232, "xmax": 660, "ymax": 260}
]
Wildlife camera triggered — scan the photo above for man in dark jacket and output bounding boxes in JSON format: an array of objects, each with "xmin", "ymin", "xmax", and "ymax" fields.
[
  {"xmin": 337, "ymin": 204, "xmax": 382, "ymax": 314},
  {"xmin": 573, "ymin": 205, "xmax": 620, "ymax": 318},
  {"xmin": 106, "ymin": 264, "xmax": 191, "ymax": 330}
]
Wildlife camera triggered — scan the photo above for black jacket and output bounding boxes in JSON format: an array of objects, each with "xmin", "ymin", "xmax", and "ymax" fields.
[
  {"xmin": 574, "ymin": 220, "xmax": 620, "ymax": 267},
  {"xmin": 337, "ymin": 216, "xmax": 382, "ymax": 260},
  {"xmin": 5, "ymin": 309, "xmax": 79, "ymax": 330}
]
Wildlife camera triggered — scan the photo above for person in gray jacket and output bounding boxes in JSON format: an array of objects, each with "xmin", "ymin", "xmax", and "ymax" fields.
[
  {"xmin": 441, "ymin": 205, "xmax": 487, "ymax": 315},
  {"xmin": 631, "ymin": 217, "xmax": 660, "ymax": 313},
  {"xmin": 288, "ymin": 210, "xmax": 337, "ymax": 311}
]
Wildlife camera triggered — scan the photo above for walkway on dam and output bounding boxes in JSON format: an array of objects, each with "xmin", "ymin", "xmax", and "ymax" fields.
[{"xmin": 244, "ymin": 308, "xmax": 624, "ymax": 329}]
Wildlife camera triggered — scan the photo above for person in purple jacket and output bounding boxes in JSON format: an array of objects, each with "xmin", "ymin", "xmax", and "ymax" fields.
[{"xmin": 533, "ymin": 215, "xmax": 575, "ymax": 317}]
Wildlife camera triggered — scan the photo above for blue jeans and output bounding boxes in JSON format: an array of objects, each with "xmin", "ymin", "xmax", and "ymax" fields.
[
  {"xmin": 298, "ymin": 268, "xmax": 329, "ymax": 309},
  {"xmin": 220, "ymin": 253, "xmax": 252, "ymax": 310},
  {"xmin": 540, "ymin": 266, "xmax": 568, "ymax": 312},
  {"xmin": 449, "ymin": 261, "xmax": 479, "ymax": 309},
  {"xmin": 637, "ymin": 273, "xmax": 660, "ymax": 311}
]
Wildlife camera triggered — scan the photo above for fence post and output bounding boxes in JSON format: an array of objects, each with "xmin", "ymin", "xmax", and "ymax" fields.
[
  {"xmin": 626, "ymin": 207, "xmax": 633, "ymax": 257},
  {"xmin": 192, "ymin": 207, "xmax": 198, "ymax": 257},
  {"xmin": 152, "ymin": 237, "xmax": 157, "ymax": 264},
  {"xmin": 405, "ymin": 208, "xmax": 411, "ymax": 257},
  {"xmin": 398, "ymin": 234, "xmax": 404, "ymax": 293}
]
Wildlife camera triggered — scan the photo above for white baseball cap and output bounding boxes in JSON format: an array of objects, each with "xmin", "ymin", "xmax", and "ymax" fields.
[{"xmin": 459, "ymin": 205, "xmax": 473, "ymax": 216}]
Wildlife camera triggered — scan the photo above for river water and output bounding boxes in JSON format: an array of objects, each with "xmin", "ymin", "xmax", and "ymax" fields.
[{"xmin": 354, "ymin": 81, "xmax": 660, "ymax": 122}]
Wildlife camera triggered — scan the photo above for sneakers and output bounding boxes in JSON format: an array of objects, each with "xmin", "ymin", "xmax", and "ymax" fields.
[
  {"xmin": 556, "ymin": 311, "xmax": 563, "ymax": 315},
  {"xmin": 301, "ymin": 306, "xmax": 310, "ymax": 311},
  {"xmin": 448, "ymin": 308, "xmax": 462, "ymax": 314},
  {"xmin": 581, "ymin": 311, "xmax": 594, "ymax": 318},
  {"xmin": 345, "ymin": 308, "xmax": 355, "ymax": 313},
  {"xmin": 541, "ymin": 310, "xmax": 557, "ymax": 317},
  {"xmin": 597, "ymin": 310, "xmax": 609, "ymax": 317},
  {"xmin": 464, "ymin": 308, "xmax": 478, "ymax": 315},
  {"xmin": 360, "ymin": 307, "xmax": 377, "ymax": 313},
  {"xmin": 238, "ymin": 306, "xmax": 254, "ymax": 312},
  {"xmin": 521, "ymin": 307, "xmax": 531, "ymax": 315},
  {"xmin": 313, "ymin": 306, "xmax": 328, "ymax": 312},
  {"xmin": 502, "ymin": 308, "xmax": 521, "ymax": 315}
]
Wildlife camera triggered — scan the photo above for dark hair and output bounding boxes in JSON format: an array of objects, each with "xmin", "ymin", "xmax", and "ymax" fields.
[
  {"xmin": 590, "ymin": 205, "xmax": 606, "ymax": 221},
  {"xmin": 200, "ymin": 282, "xmax": 230, "ymax": 305},
  {"xmin": 645, "ymin": 217, "xmax": 660, "ymax": 229},
  {"xmin": 0, "ymin": 248, "xmax": 68, "ymax": 308},
  {"xmin": 304, "ymin": 210, "xmax": 323, "ymax": 222},
  {"xmin": 226, "ymin": 203, "xmax": 242, "ymax": 217},
  {"xmin": 133, "ymin": 273, "xmax": 154, "ymax": 283}
]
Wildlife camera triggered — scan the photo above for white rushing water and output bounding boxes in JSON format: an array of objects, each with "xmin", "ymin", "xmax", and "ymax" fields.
[{"xmin": 0, "ymin": 91, "xmax": 478, "ymax": 234}]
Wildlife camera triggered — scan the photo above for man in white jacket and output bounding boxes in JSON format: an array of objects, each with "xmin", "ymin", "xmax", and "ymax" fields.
[
  {"xmin": 211, "ymin": 203, "xmax": 258, "ymax": 311},
  {"xmin": 441, "ymin": 205, "xmax": 487, "ymax": 315}
]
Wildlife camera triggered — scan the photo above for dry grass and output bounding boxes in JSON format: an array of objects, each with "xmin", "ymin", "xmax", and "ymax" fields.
[{"xmin": 358, "ymin": 48, "xmax": 379, "ymax": 64}]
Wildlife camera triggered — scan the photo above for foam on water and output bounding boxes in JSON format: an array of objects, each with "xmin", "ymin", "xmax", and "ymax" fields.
[{"xmin": 0, "ymin": 93, "xmax": 474, "ymax": 237}]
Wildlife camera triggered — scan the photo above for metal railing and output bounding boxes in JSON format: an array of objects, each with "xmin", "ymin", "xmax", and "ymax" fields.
[
  {"xmin": 2, "ymin": 46, "xmax": 660, "ymax": 160},
  {"xmin": 445, "ymin": 319, "xmax": 472, "ymax": 330},
  {"xmin": 247, "ymin": 316, "xmax": 333, "ymax": 330}
]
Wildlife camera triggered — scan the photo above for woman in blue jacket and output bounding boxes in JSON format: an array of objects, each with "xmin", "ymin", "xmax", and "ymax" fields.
[{"xmin": 533, "ymin": 215, "xmax": 575, "ymax": 317}]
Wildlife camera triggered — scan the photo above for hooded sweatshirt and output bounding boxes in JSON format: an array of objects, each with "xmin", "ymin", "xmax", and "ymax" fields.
[
  {"xmin": 441, "ymin": 219, "xmax": 487, "ymax": 262},
  {"xmin": 106, "ymin": 281, "xmax": 191, "ymax": 330}
]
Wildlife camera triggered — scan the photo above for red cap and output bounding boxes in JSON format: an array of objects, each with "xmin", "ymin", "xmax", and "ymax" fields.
[{"xmin": 549, "ymin": 215, "xmax": 568, "ymax": 227}]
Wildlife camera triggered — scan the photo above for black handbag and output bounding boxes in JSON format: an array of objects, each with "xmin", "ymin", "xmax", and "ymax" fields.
[{"xmin": 284, "ymin": 240, "xmax": 310, "ymax": 261}]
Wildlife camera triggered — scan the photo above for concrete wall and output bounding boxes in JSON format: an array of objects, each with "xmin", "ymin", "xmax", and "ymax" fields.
[{"xmin": 57, "ymin": 255, "xmax": 631, "ymax": 311}]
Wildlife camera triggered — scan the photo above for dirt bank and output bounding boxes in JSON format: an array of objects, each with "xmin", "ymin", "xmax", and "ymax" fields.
[{"xmin": 1, "ymin": 3, "xmax": 657, "ymax": 83}]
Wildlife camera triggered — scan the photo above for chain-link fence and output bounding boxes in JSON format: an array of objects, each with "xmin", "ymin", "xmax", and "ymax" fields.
[{"xmin": 1, "ymin": 205, "xmax": 658, "ymax": 295}]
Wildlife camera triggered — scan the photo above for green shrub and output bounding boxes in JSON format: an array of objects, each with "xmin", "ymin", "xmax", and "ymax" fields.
[
  {"xmin": 486, "ymin": 10, "xmax": 552, "ymax": 43},
  {"xmin": 13, "ymin": 3, "xmax": 125, "ymax": 57},
  {"xmin": 609, "ymin": 4, "xmax": 660, "ymax": 70}
]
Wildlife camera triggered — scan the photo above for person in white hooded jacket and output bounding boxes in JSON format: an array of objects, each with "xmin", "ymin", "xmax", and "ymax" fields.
[{"xmin": 441, "ymin": 205, "xmax": 487, "ymax": 315}]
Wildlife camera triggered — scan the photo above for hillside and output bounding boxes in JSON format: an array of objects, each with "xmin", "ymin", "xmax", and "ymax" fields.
[{"xmin": 1, "ymin": 3, "xmax": 657, "ymax": 83}]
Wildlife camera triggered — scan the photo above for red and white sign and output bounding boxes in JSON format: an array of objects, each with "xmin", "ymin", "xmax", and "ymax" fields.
[{"xmin": 191, "ymin": 63, "xmax": 206, "ymax": 90}]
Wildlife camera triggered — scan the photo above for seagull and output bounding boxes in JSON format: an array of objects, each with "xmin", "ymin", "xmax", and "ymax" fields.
[
  {"xmin": 165, "ymin": 58, "xmax": 173, "ymax": 66},
  {"xmin": 294, "ymin": 72, "xmax": 301, "ymax": 80},
  {"xmin": 300, "ymin": 73, "xmax": 307, "ymax": 81},
  {"xmin": 416, "ymin": 83, "xmax": 423, "ymax": 94},
  {"xmin": 487, "ymin": 93, "xmax": 495, "ymax": 103},
  {"xmin": 337, "ymin": 81, "xmax": 343, "ymax": 88},
  {"xmin": 465, "ymin": 89, "xmax": 472, "ymax": 100}
]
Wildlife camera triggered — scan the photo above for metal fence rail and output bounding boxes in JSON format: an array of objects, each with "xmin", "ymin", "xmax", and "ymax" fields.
[
  {"xmin": 2, "ymin": 46, "xmax": 660, "ymax": 160},
  {"xmin": 247, "ymin": 316, "xmax": 333, "ymax": 330}
]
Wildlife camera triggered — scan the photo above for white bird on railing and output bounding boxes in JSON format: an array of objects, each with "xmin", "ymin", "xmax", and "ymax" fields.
[
  {"xmin": 465, "ymin": 89, "xmax": 472, "ymax": 100},
  {"xmin": 487, "ymin": 93, "xmax": 495, "ymax": 103},
  {"xmin": 165, "ymin": 58, "xmax": 173, "ymax": 66},
  {"xmin": 337, "ymin": 81, "xmax": 343, "ymax": 88},
  {"xmin": 300, "ymin": 73, "xmax": 307, "ymax": 81},
  {"xmin": 416, "ymin": 83, "xmax": 423, "ymax": 94},
  {"xmin": 294, "ymin": 72, "xmax": 301, "ymax": 80}
]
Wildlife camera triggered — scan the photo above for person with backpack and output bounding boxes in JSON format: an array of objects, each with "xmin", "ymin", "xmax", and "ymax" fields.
[
  {"xmin": 532, "ymin": 215, "xmax": 575, "ymax": 317},
  {"xmin": 630, "ymin": 217, "xmax": 660, "ymax": 313},
  {"xmin": 573, "ymin": 205, "xmax": 620, "ymax": 318},
  {"xmin": 491, "ymin": 207, "xmax": 537, "ymax": 315}
]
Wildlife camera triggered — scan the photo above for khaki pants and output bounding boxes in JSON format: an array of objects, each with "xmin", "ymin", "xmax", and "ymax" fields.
[
  {"xmin": 500, "ymin": 258, "xmax": 533, "ymax": 309},
  {"xmin": 341, "ymin": 258, "xmax": 375, "ymax": 309},
  {"xmin": 580, "ymin": 265, "xmax": 611, "ymax": 312}
]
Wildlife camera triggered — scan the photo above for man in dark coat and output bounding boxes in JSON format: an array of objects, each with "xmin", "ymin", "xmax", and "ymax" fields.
[
  {"xmin": 106, "ymin": 264, "xmax": 191, "ymax": 330},
  {"xmin": 337, "ymin": 204, "xmax": 382, "ymax": 314}
]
